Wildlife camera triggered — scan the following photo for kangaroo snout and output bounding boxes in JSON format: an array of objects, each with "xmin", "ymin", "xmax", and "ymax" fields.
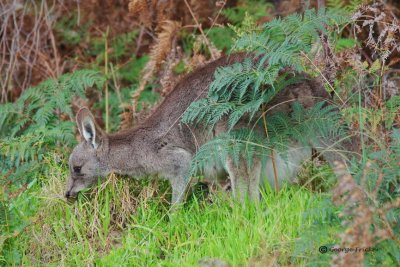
[
  {"xmin": 64, "ymin": 186, "xmax": 78, "ymax": 200},
  {"xmin": 64, "ymin": 190, "xmax": 78, "ymax": 203},
  {"xmin": 65, "ymin": 190, "xmax": 72, "ymax": 199},
  {"xmin": 64, "ymin": 174, "xmax": 86, "ymax": 200}
]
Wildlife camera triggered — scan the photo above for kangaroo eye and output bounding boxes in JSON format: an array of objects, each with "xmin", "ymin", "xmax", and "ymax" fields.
[{"xmin": 73, "ymin": 166, "xmax": 82, "ymax": 173}]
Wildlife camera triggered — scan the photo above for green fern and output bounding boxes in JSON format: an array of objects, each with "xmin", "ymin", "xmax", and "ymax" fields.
[
  {"xmin": 327, "ymin": 0, "xmax": 366, "ymax": 13},
  {"xmin": 187, "ymin": 128, "xmax": 264, "ymax": 179},
  {"xmin": 385, "ymin": 96, "xmax": 400, "ymax": 129},
  {"xmin": 182, "ymin": 9, "xmax": 350, "ymax": 181},
  {"xmin": 187, "ymin": 102, "xmax": 343, "ymax": 179},
  {"xmin": 268, "ymin": 101, "xmax": 343, "ymax": 151},
  {"xmin": 183, "ymin": 9, "xmax": 348, "ymax": 131},
  {"xmin": 0, "ymin": 69, "xmax": 105, "ymax": 244},
  {"xmin": 0, "ymin": 69, "xmax": 105, "ymax": 180},
  {"xmin": 222, "ymin": 0, "xmax": 273, "ymax": 25}
]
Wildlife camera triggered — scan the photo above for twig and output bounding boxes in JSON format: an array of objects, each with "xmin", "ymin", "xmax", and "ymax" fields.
[
  {"xmin": 184, "ymin": 0, "xmax": 216, "ymax": 60},
  {"xmin": 110, "ymin": 63, "xmax": 122, "ymax": 104},
  {"xmin": 135, "ymin": 25, "xmax": 145, "ymax": 55},
  {"xmin": 205, "ymin": 0, "xmax": 226, "ymax": 37},
  {"xmin": 301, "ymin": 51, "xmax": 345, "ymax": 105},
  {"xmin": 262, "ymin": 108, "xmax": 280, "ymax": 192}
]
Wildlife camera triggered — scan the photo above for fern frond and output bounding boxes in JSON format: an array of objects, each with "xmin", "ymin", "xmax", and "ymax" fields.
[
  {"xmin": 131, "ymin": 20, "xmax": 181, "ymax": 112},
  {"xmin": 0, "ymin": 69, "xmax": 104, "ymax": 172},
  {"xmin": 267, "ymin": 101, "xmax": 342, "ymax": 151},
  {"xmin": 186, "ymin": 102, "xmax": 343, "ymax": 180},
  {"xmin": 128, "ymin": 0, "xmax": 152, "ymax": 27},
  {"xmin": 186, "ymin": 128, "xmax": 266, "ymax": 179},
  {"xmin": 183, "ymin": 8, "xmax": 349, "ymax": 133}
]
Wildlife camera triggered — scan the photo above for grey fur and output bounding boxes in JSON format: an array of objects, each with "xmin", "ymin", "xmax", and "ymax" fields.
[{"xmin": 66, "ymin": 53, "xmax": 353, "ymax": 204}]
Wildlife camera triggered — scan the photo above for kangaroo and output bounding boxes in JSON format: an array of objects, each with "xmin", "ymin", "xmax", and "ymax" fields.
[{"xmin": 65, "ymin": 53, "xmax": 350, "ymax": 204}]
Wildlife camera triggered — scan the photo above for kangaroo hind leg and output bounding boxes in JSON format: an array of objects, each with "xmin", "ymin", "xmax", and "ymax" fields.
[{"xmin": 225, "ymin": 156, "xmax": 262, "ymax": 203}]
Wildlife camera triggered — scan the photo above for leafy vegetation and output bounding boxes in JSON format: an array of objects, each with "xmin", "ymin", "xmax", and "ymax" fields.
[
  {"xmin": 0, "ymin": 70, "xmax": 105, "ymax": 174},
  {"xmin": 1, "ymin": 0, "xmax": 399, "ymax": 266},
  {"xmin": 0, "ymin": 71, "xmax": 105, "ymax": 261},
  {"xmin": 185, "ymin": 102, "xmax": 343, "ymax": 178},
  {"xmin": 2, "ymin": 160, "xmax": 339, "ymax": 266}
]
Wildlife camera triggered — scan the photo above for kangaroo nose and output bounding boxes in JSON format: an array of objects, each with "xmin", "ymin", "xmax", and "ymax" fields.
[{"xmin": 65, "ymin": 191, "xmax": 71, "ymax": 198}]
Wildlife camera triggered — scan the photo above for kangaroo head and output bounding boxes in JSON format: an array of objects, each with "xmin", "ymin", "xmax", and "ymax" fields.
[{"xmin": 65, "ymin": 108, "xmax": 109, "ymax": 199}]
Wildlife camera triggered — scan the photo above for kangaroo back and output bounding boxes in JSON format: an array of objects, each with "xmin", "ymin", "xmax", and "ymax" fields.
[{"xmin": 66, "ymin": 53, "xmax": 344, "ymax": 204}]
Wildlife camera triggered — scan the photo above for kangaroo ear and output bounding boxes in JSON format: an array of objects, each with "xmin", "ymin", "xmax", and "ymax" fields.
[{"xmin": 76, "ymin": 108, "xmax": 102, "ymax": 149}]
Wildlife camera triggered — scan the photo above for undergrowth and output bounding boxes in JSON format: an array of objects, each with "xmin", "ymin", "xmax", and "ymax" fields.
[
  {"xmin": 3, "ymin": 157, "xmax": 339, "ymax": 266},
  {"xmin": 0, "ymin": 1, "xmax": 399, "ymax": 266}
]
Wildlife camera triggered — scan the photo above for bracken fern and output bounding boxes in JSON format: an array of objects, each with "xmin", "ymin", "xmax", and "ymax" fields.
[
  {"xmin": 182, "ymin": 9, "xmax": 349, "ymax": 177},
  {"xmin": 0, "ymin": 70, "xmax": 105, "ymax": 256},
  {"xmin": 187, "ymin": 101, "xmax": 343, "ymax": 178},
  {"xmin": 0, "ymin": 69, "xmax": 105, "ymax": 182}
]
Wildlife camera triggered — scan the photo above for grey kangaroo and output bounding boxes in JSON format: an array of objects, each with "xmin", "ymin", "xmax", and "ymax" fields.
[{"xmin": 66, "ymin": 53, "xmax": 350, "ymax": 204}]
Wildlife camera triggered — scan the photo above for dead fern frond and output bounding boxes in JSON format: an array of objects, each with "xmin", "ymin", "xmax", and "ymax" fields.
[
  {"xmin": 128, "ymin": 0, "xmax": 153, "ymax": 27},
  {"xmin": 128, "ymin": 0, "xmax": 183, "ymax": 30},
  {"xmin": 184, "ymin": 0, "xmax": 220, "ymax": 60},
  {"xmin": 331, "ymin": 161, "xmax": 399, "ymax": 267},
  {"xmin": 130, "ymin": 20, "xmax": 181, "ymax": 112},
  {"xmin": 192, "ymin": 34, "xmax": 221, "ymax": 67},
  {"xmin": 160, "ymin": 45, "xmax": 183, "ymax": 96},
  {"xmin": 352, "ymin": 1, "xmax": 400, "ymax": 65},
  {"xmin": 151, "ymin": 20, "xmax": 182, "ymax": 71},
  {"xmin": 119, "ymin": 105, "xmax": 134, "ymax": 130},
  {"xmin": 189, "ymin": 0, "xmax": 214, "ymax": 24},
  {"xmin": 124, "ymin": 0, "xmax": 222, "ymax": 129},
  {"xmin": 319, "ymin": 31, "xmax": 338, "ymax": 87}
]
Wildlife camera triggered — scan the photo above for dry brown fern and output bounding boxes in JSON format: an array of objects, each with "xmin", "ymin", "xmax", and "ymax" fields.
[
  {"xmin": 119, "ymin": 101, "xmax": 155, "ymax": 130},
  {"xmin": 128, "ymin": 0, "xmax": 153, "ymax": 27},
  {"xmin": 189, "ymin": 34, "xmax": 221, "ymax": 68},
  {"xmin": 131, "ymin": 20, "xmax": 181, "ymax": 108},
  {"xmin": 159, "ymin": 45, "xmax": 183, "ymax": 96},
  {"xmin": 352, "ymin": 1, "xmax": 400, "ymax": 66},
  {"xmin": 129, "ymin": 0, "xmax": 217, "ymax": 29},
  {"xmin": 0, "ymin": 1, "xmax": 64, "ymax": 102},
  {"xmin": 331, "ymin": 162, "xmax": 399, "ymax": 267},
  {"xmin": 120, "ymin": 20, "xmax": 182, "ymax": 129},
  {"xmin": 128, "ymin": 0, "xmax": 185, "ymax": 29},
  {"xmin": 150, "ymin": 20, "xmax": 182, "ymax": 71},
  {"xmin": 123, "ymin": 0, "xmax": 223, "ymax": 130},
  {"xmin": 189, "ymin": 0, "xmax": 215, "ymax": 24},
  {"xmin": 119, "ymin": 106, "xmax": 134, "ymax": 130}
]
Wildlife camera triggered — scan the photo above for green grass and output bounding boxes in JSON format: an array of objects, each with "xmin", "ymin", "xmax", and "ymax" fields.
[{"xmin": 2, "ymin": 156, "xmax": 339, "ymax": 266}]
